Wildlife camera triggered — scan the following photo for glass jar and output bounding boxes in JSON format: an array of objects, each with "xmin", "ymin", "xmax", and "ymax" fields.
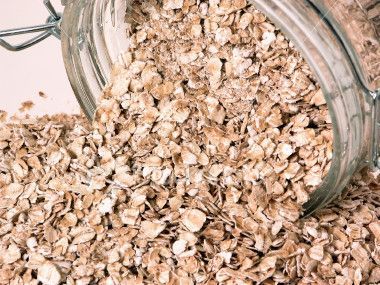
[{"xmin": 1, "ymin": 0, "xmax": 379, "ymax": 215}]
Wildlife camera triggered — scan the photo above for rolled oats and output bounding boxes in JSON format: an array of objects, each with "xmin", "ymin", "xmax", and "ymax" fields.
[
  {"xmin": 37, "ymin": 262, "xmax": 62, "ymax": 285},
  {"xmin": 0, "ymin": 110, "xmax": 7, "ymax": 123},
  {"xmin": 172, "ymin": 239, "xmax": 188, "ymax": 255},
  {"xmin": 2, "ymin": 1, "xmax": 379, "ymax": 285},
  {"xmin": 39, "ymin": 91, "xmax": 48, "ymax": 98},
  {"xmin": 140, "ymin": 220, "xmax": 166, "ymax": 238},
  {"xmin": 18, "ymin": 100, "xmax": 34, "ymax": 113},
  {"xmin": 308, "ymin": 244, "xmax": 324, "ymax": 261},
  {"xmin": 181, "ymin": 208, "xmax": 207, "ymax": 233}
]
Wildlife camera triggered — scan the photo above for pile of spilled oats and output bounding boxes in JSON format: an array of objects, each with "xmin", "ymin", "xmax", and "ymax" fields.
[{"xmin": 0, "ymin": 1, "xmax": 379, "ymax": 284}]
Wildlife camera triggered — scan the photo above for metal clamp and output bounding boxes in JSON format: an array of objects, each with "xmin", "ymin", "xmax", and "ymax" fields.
[{"xmin": 0, "ymin": 0, "xmax": 62, "ymax": 52}]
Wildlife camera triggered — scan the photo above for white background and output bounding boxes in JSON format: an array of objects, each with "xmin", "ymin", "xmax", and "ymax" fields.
[{"xmin": 0, "ymin": 0, "xmax": 79, "ymax": 117}]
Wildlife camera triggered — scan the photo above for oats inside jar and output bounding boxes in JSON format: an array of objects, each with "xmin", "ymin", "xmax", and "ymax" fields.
[{"xmin": 98, "ymin": 0, "xmax": 333, "ymax": 207}]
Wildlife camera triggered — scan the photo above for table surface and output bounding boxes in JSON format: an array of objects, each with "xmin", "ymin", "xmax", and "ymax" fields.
[{"xmin": 0, "ymin": 0, "xmax": 80, "ymax": 118}]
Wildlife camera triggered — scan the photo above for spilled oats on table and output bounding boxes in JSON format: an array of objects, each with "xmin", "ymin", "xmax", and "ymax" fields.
[{"xmin": 0, "ymin": 0, "xmax": 379, "ymax": 284}]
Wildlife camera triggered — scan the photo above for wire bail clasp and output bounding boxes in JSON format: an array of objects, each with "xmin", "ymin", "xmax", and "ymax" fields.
[{"xmin": 0, "ymin": 0, "xmax": 62, "ymax": 52}]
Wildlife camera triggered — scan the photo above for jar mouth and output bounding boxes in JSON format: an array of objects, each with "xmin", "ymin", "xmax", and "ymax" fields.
[
  {"xmin": 61, "ymin": 0, "xmax": 366, "ymax": 214},
  {"xmin": 251, "ymin": 0, "xmax": 366, "ymax": 214}
]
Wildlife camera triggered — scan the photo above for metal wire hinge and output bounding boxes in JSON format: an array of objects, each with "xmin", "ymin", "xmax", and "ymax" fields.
[{"xmin": 0, "ymin": 0, "xmax": 62, "ymax": 51}]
